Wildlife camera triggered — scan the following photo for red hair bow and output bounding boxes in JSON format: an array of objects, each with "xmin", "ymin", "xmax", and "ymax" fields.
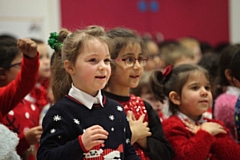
[{"xmin": 162, "ymin": 64, "xmax": 173, "ymax": 77}]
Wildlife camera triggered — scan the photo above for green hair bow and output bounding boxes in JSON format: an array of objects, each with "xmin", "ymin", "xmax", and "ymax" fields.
[{"xmin": 48, "ymin": 32, "xmax": 62, "ymax": 51}]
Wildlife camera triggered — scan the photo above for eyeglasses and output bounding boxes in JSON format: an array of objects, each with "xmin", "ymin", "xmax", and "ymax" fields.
[
  {"xmin": 148, "ymin": 53, "xmax": 160, "ymax": 60},
  {"xmin": 115, "ymin": 57, "xmax": 148, "ymax": 67},
  {"xmin": 6, "ymin": 62, "xmax": 21, "ymax": 69}
]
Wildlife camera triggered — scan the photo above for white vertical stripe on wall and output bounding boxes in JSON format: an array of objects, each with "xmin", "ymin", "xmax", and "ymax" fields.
[{"xmin": 230, "ymin": 0, "xmax": 240, "ymax": 44}]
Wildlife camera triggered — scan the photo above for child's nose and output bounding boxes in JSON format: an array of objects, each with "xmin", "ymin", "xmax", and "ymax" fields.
[
  {"xmin": 201, "ymin": 88, "xmax": 208, "ymax": 96},
  {"xmin": 98, "ymin": 61, "xmax": 108, "ymax": 70},
  {"xmin": 133, "ymin": 60, "xmax": 141, "ymax": 68}
]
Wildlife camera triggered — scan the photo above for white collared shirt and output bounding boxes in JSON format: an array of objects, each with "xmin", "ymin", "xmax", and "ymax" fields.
[
  {"xmin": 68, "ymin": 84, "xmax": 104, "ymax": 109},
  {"xmin": 177, "ymin": 111, "xmax": 206, "ymax": 124},
  {"xmin": 226, "ymin": 86, "xmax": 240, "ymax": 97}
]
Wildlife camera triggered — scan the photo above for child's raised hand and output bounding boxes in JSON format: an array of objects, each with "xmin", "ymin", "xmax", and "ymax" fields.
[
  {"xmin": 17, "ymin": 38, "xmax": 38, "ymax": 58},
  {"xmin": 81, "ymin": 125, "xmax": 108, "ymax": 151},
  {"xmin": 127, "ymin": 111, "xmax": 152, "ymax": 144},
  {"xmin": 24, "ymin": 125, "xmax": 43, "ymax": 145},
  {"xmin": 201, "ymin": 122, "xmax": 227, "ymax": 136}
]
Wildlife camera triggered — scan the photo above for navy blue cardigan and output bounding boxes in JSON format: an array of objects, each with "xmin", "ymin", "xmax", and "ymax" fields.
[{"xmin": 37, "ymin": 95, "xmax": 139, "ymax": 160}]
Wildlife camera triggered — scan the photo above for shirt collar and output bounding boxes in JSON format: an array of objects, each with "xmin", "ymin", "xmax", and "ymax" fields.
[
  {"xmin": 226, "ymin": 86, "xmax": 240, "ymax": 97},
  {"xmin": 68, "ymin": 84, "xmax": 104, "ymax": 109},
  {"xmin": 177, "ymin": 111, "xmax": 206, "ymax": 124}
]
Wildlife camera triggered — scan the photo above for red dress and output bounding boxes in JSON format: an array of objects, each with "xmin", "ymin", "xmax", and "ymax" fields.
[{"xmin": 120, "ymin": 95, "xmax": 150, "ymax": 160}]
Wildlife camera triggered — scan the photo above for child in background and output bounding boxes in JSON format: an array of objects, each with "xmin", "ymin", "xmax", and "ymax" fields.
[
  {"xmin": 38, "ymin": 41, "xmax": 59, "ymax": 124},
  {"xmin": 103, "ymin": 27, "xmax": 174, "ymax": 160},
  {"xmin": 0, "ymin": 37, "xmax": 39, "ymax": 122},
  {"xmin": 37, "ymin": 26, "xmax": 139, "ymax": 160},
  {"xmin": 158, "ymin": 41, "xmax": 177, "ymax": 69},
  {"xmin": 159, "ymin": 44, "xmax": 195, "ymax": 67},
  {"xmin": 0, "ymin": 35, "xmax": 39, "ymax": 160},
  {"xmin": 0, "ymin": 38, "xmax": 42, "ymax": 160},
  {"xmin": 178, "ymin": 37, "xmax": 202, "ymax": 64},
  {"xmin": 150, "ymin": 63, "xmax": 240, "ymax": 160},
  {"xmin": 214, "ymin": 44, "xmax": 240, "ymax": 140},
  {"xmin": 234, "ymin": 96, "xmax": 240, "ymax": 144},
  {"xmin": 131, "ymin": 71, "xmax": 169, "ymax": 121},
  {"xmin": 231, "ymin": 50, "xmax": 240, "ymax": 143},
  {"xmin": 25, "ymin": 38, "xmax": 51, "ymax": 113},
  {"xmin": 142, "ymin": 37, "xmax": 162, "ymax": 71}
]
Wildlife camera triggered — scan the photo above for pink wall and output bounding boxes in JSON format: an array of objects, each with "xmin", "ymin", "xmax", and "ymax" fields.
[{"xmin": 61, "ymin": 0, "xmax": 229, "ymax": 46}]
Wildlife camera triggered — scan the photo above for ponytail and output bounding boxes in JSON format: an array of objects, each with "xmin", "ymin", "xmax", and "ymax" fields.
[
  {"xmin": 49, "ymin": 29, "xmax": 72, "ymax": 102},
  {"xmin": 150, "ymin": 70, "xmax": 166, "ymax": 103}
]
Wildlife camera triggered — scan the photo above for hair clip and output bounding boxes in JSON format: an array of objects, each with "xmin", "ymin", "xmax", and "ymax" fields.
[
  {"xmin": 48, "ymin": 32, "xmax": 62, "ymax": 51},
  {"xmin": 162, "ymin": 64, "xmax": 173, "ymax": 77}
]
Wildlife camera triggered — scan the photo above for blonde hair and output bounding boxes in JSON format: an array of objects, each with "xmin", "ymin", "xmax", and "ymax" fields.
[
  {"xmin": 51, "ymin": 26, "xmax": 110, "ymax": 102},
  {"xmin": 160, "ymin": 45, "xmax": 194, "ymax": 66}
]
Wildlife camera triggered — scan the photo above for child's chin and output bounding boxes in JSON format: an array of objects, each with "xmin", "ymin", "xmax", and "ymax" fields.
[
  {"xmin": 97, "ymin": 84, "xmax": 107, "ymax": 90},
  {"xmin": 130, "ymin": 83, "xmax": 139, "ymax": 89}
]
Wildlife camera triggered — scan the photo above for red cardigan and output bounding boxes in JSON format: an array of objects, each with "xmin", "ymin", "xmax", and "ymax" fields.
[
  {"xmin": 162, "ymin": 115, "xmax": 240, "ymax": 160},
  {"xmin": 0, "ymin": 54, "xmax": 39, "ymax": 123}
]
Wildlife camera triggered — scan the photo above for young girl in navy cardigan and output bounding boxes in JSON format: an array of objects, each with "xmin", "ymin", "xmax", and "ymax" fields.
[
  {"xmin": 150, "ymin": 63, "xmax": 240, "ymax": 160},
  {"xmin": 37, "ymin": 26, "xmax": 139, "ymax": 160}
]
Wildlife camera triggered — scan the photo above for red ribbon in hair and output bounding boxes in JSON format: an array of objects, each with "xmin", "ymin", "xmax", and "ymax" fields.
[{"xmin": 162, "ymin": 64, "xmax": 173, "ymax": 77}]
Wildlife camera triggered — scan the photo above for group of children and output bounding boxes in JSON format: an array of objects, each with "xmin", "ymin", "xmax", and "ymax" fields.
[
  {"xmin": 0, "ymin": 35, "xmax": 51, "ymax": 160},
  {"xmin": 0, "ymin": 36, "xmax": 40, "ymax": 159},
  {"xmin": 0, "ymin": 24, "xmax": 240, "ymax": 160}
]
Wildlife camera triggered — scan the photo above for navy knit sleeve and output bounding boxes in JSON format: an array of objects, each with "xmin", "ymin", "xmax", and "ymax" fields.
[
  {"xmin": 37, "ymin": 104, "xmax": 84, "ymax": 160},
  {"xmin": 234, "ymin": 96, "xmax": 240, "ymax": 144},
  {"xmin": 143, "ymin": 101, "xmax": 175, "ymax": 160}
]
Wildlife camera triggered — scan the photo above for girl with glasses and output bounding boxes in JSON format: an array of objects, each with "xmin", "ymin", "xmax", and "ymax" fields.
[
  {"xmin": 142, "ymin": 37, "xmax": 162, "ymax": 71},
  {"xmin": 0, "ymin": 37, "xmax": 40, "ymax": 160},
  {"xmin": 103, "ymin": 27, "xmax": 174, "ymax": 160}
]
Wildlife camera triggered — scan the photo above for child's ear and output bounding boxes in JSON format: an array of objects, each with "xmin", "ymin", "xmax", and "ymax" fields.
[
  {"xmin": 169, "ymin": 91, "xmax": 181, "ymax": 105},
  {"xmin": 64, "ymin": 60, "xmax": 74, "ymax": 75},
  {"xmin": 0, "ymin": 68, "xmax": 6, "ymax": 80},
  {"xmin": 225, "ymin": 69, "xmax": 232, "ymax": 82}
]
